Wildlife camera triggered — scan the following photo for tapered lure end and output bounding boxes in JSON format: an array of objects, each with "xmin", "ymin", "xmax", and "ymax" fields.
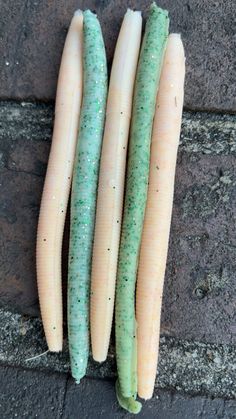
[{"xmin": 116, "ymin": 380, "xmax": 142, "ymax": 414}]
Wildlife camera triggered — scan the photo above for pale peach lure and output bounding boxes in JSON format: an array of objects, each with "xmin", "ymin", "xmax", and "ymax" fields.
[
  {"xmin": 136, "ymin": 34, "xmax": 185, "ymax": 399},
  {"xmin": 36, "ymin": 11, "xmax": 83, "ymax": 352},
  {"xmin": 90, "ymin": 9, "xmax": 142, "ymax": 362}
]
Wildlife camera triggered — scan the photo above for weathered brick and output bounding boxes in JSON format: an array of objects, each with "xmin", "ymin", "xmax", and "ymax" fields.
[
  {"xmin": 0, "ymin": 102, "xmax": 235, "ymax": 346},
  {"xmin": 0, "ymin": 1, "xmax": 235, "ymax": 111},
  {"xmin": 62, "ymin": 376, "xmax": 236, "ymax": 419},
  {"xmin": 1, "ymin": 308, "xmax": 236, "ymax": 399},
  {"xmin": 0, "ymin": 365, "xmax": 67, "ymax": 419}
]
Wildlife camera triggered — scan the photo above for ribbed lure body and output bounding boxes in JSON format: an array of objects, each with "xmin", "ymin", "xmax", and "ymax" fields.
[
  {"xmin": 68, "ymin": 10, "xmax": 107, "ymax": 383},
  {"xmin": 90, "ymin": 9, "xmax": 142, "ymax": 363},
  {"xmin": 136, "ymin": 34, "xmax": 185, "ymax": 400},
  {"xmin": 115, "ymin": 2, "xmax": 169, "ymax": 409},
  {"xmin": 36, "ymin": 11, "xmax": 83, "ymax": 352}
]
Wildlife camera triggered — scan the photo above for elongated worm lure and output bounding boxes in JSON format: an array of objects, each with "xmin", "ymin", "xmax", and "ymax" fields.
[
  {"xmin": 115, "ymin": 3, "xmax": 169, "ymax": 413},
  {"xmin": 68, "ymin": 10, "xmax": 107, "ymax": 383},
  {"xmin": 136, "ymin": 34, "xmax": 185, "ymax": 400},
  {"xmin": 90, "ymin": 9, "xmax": 142, "ymax": 363},
  {"xmin": 36, "ymin": 11, "xmax": 83, "ymax": 352}
]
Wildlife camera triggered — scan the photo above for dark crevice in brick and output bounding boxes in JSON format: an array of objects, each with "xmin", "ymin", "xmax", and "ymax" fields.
[
  {"xmin": 184, "ymin": 105, "xmax": 236, "ymax": 117},
  {"xmin": 61, "ymin": 373, "xmax": 70, "ymax": 419},
  {"xmin": 4, "ymin": 165, "xmax": 44, "ymax": 178}
]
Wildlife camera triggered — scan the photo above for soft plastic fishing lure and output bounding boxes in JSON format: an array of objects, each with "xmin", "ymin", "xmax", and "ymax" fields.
[
  {"xmin": 90, "ymin": 8, "xmax": 142, "ymax": 364},
  {"xmin": 36, "ymin": 11, "xmax": 83, "ymax": 352},
  {"xmin": 136, "ymin": 34, "xmax": 185, "ymax": 400},
  {"xmin": 115, "ymin": 3, "xmax": 169, "ymax": 413},
  {"xmin": 68, "ymin": 10, "xmax": 107, "ymax": 383}
]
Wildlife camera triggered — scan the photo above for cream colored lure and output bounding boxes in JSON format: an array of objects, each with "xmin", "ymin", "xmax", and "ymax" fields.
[
  {"xmin": 90, "ymin": 9, "xmax": 142, "ymax": 363},
  {"xmin": 36, "ymin": 11, "xmax": 83, "ymax": 352},
  {"xmin": 136, "ymin": 34, "xmax": 185, "ymax": 399}
]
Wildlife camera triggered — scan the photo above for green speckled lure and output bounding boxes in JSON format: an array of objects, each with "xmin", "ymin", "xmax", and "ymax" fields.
[
  {"xmin": 68, "ymin": 10, "xmax": 107, "ymax": 383},
  {"xmin": 115, "ymin": 2, "xmax": 169, "ymax": 412}
]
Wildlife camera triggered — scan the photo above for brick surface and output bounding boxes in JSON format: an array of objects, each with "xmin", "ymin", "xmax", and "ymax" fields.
[
  {"xmin": 0, "ymin": 365, "xmax": 67, "ymax": 419},
  {"xmin": 0, "ymin": 102, "xmax": 235, "ymax": 346},
  {"xmin": 63, "ymin": 376, "xmax": 236, "ymax": 419},
  {"xmin": 1, "ymin": 308, "xmax": 236, "ymax": 399},
  {"xmin": 0, "ymin": 365, "xmax": 235, "ymax": 419},
  {"xmin": 164, "ymin": 153, "xmax": 236, "ymax": 344},
  {"xmin": 0, "ymin": 1, "xmax": 235, "ymax": 111}
]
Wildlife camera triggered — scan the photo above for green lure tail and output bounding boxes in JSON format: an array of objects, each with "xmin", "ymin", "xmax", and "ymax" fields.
[{"xmin": 116, "ymin": 380, "xmax": 142, "ymax": 415}]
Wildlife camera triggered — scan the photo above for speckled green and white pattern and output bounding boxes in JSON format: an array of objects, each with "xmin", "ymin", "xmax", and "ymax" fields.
[
  {"xmin": 115, "ymin": 2, "xmax": 169, "ymax": 406},
  {"xmin": 68, "ymin": 10, "xmax": 107, "ymax": 384}
]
